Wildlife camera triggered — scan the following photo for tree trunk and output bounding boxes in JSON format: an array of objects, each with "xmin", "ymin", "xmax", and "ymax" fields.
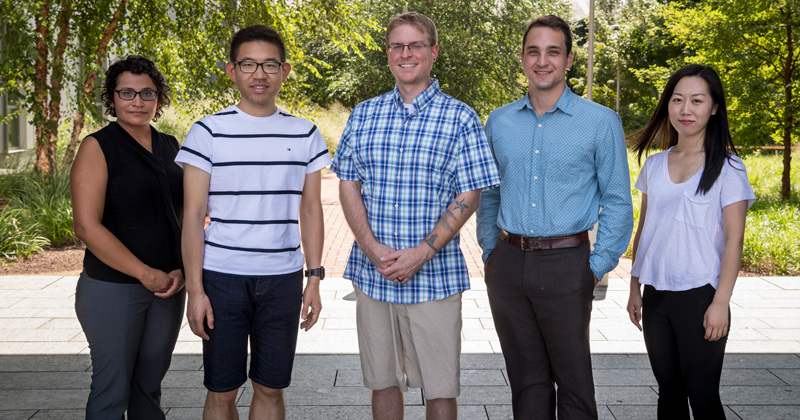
[
  {"xmin": 44, "ymin": 1, "xmax": 71, "ymax": 173},
  {"xmin": 780, "ymin": 3, "xmax": 794, "ymax": 200},
  {"xmin": 32, "ymin": 1, "xmax": 52, "ymax": 176},
  {"xmin": 62, "ymin": 0, "xmax": 129, "ymax": 169}
]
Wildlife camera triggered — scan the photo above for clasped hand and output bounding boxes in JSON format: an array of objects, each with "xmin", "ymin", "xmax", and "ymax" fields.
[{"xmin": 365, "ymin": 243, "xmax": 431, "ymax": 284}]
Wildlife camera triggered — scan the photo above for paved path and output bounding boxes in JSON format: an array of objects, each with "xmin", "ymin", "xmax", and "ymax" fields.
[{"xmin": 1, "ymin": 172, "xmax": 799, "ymax": 418}]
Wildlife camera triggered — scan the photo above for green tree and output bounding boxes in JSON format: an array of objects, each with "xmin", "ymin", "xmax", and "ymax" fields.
[
  {"xmin": 0, "ymin": 0, "xmax": 375, "ymax": 175},
  {"xmin": 304, "ymin": 0, "xmax": 572, "ymax": 118},
  {"xmin": 1, "ymin": 0, "xmax": 128, "ymax": 175},
  {"xmin": 665, "ymin": 0, "xmax": 799, "ymax": 200}
]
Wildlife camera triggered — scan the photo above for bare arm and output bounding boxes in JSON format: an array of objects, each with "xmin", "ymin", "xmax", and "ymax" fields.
[
  {"xmin": 380, "ymin": 189, "xmax": 481, "ymax": 283},
  {"xmin": 181, "ymin": 164, "xmax": 213, "ymax": 340},
  {"xmin": 299, "ymin": 170, "xmax": 323, "ymax": 331},
  {"xmin": 338, "ymin": 179, "xmax": 396, "ymax": 270},
  {"xmin": 626, "ymin": 193, "xmax": 648, "ymax": 331},
  {"xmin": 704, "ymin": 200, "xmax": 748, "ymax": 341},
  {"xmin": 71, "ymin": 136, "xmax": 172, "ymax": 294}
]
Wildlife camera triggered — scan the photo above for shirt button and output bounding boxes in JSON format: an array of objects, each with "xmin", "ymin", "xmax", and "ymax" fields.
[
  {"xmin": 399, "ymin": 148, "xmax": 403, "ymax": 152},
  {"xmin": 535, "ymin": 150, "xmax": 539, "ymax": 154},
  {"xmin": 394, "ymin": 232, "xmax": 398, "ymax": 236},
  {"xmin": 530, "ymin": 229, "xmax": 534, "ymax": 234},
  {"xmin": 534, "ymin": 176, "xmax": 538, "ymax": 180},
  {"xmin": 394, "ymin": 204, "xmax": 398, "ymax": 208},
  {"xmin": 538, "ymin": 123, "xmax": 542, "ymax": 128},
  {"xmin": 531, "ymin": 203, "xmax": 536, "ymax": 207}
]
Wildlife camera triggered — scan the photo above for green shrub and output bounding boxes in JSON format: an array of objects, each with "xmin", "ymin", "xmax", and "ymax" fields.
[
  {"xmin": 0, "ymin": 168, "xmax": 76, "ymax": 262},
  {"xmin": 0, "ymin": 206, "xmax": 48, "ymax": 261}
]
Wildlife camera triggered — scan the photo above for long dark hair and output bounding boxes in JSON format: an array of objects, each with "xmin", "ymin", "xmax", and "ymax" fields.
[{"xmin": 630, "ymin": 64, "xmax": 738, "ymax": 195}]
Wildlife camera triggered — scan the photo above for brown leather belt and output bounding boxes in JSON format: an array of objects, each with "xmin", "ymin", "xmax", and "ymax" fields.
[{"xmin": 499, "ymin": 230, "xmax": 588, "ymax": 251}]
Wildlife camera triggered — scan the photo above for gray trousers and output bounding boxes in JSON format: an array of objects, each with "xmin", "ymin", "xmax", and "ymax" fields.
[
  {"xmin": 485, "ymin": 238, "xmax": 598, "ymax": 420},
  {"xmin": 75, "ymin": 272, "xmax": 185, "ymax": 420}
]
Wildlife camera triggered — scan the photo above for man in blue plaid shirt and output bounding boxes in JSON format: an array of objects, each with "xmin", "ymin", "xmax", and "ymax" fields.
[{"xmin": 331, "ymin": 11, "xmax": 500, "ymax": 420}]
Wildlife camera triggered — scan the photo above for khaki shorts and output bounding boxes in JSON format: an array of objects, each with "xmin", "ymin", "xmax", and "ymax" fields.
[{"xmin": 354, "ymin": 285, "xmax": 462, "ymax": 400}]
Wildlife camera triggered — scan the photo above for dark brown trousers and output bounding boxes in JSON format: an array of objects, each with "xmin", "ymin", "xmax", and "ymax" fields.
[{"xmin": 485, "ymin": 238, "xmax": 598, "ymax": 420}]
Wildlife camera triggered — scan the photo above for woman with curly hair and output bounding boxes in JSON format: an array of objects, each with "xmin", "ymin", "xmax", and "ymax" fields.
[{"xmin": 71, "ymin": 55, "xmax": 184, "ymax": 419}]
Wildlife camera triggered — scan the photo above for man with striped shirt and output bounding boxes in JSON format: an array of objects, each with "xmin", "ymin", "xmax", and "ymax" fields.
[
  {"xmin": 176, "ymin": 25, "xmax": 330, "ymax": 419},
  {"xmin": 331, "ymin": 12, "xmax": 500, "ymax": 420}
]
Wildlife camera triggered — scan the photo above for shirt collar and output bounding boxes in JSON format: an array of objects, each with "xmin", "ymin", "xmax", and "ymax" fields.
[
  {"xmin": 514, "ymin": 85, "xmax": 577, "ymax": 116},
  {"xmin": 392, "ymin": 79, "xmax": 440, "ymax": 113}
]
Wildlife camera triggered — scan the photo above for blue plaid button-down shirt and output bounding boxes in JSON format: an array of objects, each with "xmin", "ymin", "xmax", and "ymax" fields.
[{"xmin": 331, "ymin": 80, "xmax": 501, "ymax": 304}]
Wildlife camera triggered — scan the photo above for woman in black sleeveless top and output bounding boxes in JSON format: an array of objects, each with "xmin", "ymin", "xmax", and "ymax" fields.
[{"xmin": 71, "ymin": 56, "xmax": 184, "ymax": 420}]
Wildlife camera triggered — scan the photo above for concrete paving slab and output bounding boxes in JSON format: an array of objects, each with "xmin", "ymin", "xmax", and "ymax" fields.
[
  {"xmin": 0, "ymin": 342, "xmax": 87, "ymax": 355},
  {"xmin": 719, "ymin": 385, "xmax": 799, "ymax": 405},
  {"xmin": 161, "ymin": 370, "xmax": 205, "ymax": 389},
  {"xmin": 0, "ymin": 355, "xmax": 91, "ymax": 372},
  {"xmin": 0, "ymin": 411, "xmax": 36, "ymax": 420},
  {"xmin": 769, "ymin": 369, "xmax": 800, "ymax": 385},
  {"xmin": 0, "ymin": 297, "xmax": 23, "ymax": 308},
  {"xmin": 763, "ymin": 277, "xmax": 800, "ymax": 290},
  {"xmin": 0, "ymin": 277, "xmax": 60, "ymax": 290},
  {"xmin": 0, "ymin": 328, "xmax": 81, "ymax": 342},
  {"xmin": 594, "ymin": 385, "xmax": 658, "ymax": 405},
  {"xmin": 0, "ymin": 388, "xmax": 89, "ymax": 410},
  {"xmin": 593, "ymin": 368, "xmax": 657, "ymax": 386},
  {"xmin": 484, "ymin": 404, "xmax": 513, "ymax": 420},
  {"xmin": 759, "ymin": 317, "xmax": 800, "ymax": 329},
  {"xmin": 730, "ymin": 405, "xmax": 800, "ymax": 420},
  {"xmin": 0, "ymin": 371, "xmax": 91, "ymax": 389},
  {"xmin": 28, "ymin": 410, "xmax": 85, "ymax": 420},
  {"xmin": 591, "ymin": 354, "xmax": 652, "ymax": 369},
  {"xmin": 756, "ymin": 328, "xmax": 800, "ymax": 341},
  {"xmin": 725, "ymin": 341, "xmax": 800, "ymax": 353},
  {"xmin": 458, "ymin": 386, "xmax": 512, "ymax": 405},
  {"xmin": 165, "ymin": 407, "xmax": 249, "ymax": 419},
  {"xmin": 723, "ymin": 354, "xmax": 800, "ymax": 369},
  {"xmin": 720, "ymin": 368, "xmax": 789, "ymax": 386},
  {"xmin": 461, "ymin": 369, "xmax": 507, "ymax": 386},
  {"xmin": 460, "ymin": 354, "xmax": 506, "ymax": 369}
]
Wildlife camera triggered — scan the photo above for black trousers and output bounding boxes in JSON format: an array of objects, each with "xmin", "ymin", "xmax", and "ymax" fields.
[
  {"xmin": 642, "ymin": 284, "xmax": 728, "ymax": 420},
  {"xmin": 485, "ymin": 238, "xmax": 598, "ymax": 420}
]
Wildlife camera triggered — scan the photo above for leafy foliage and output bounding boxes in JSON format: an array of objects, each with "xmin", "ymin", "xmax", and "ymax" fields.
[{"xmin": 301, "ymin": 0, "xmax": 571, "ymax": 118}]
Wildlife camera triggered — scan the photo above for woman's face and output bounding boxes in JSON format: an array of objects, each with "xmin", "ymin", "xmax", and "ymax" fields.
[
  {"xmin": 110, "ymin": 71, "xmax": 158, "ymax": 129},
  {"xmin": 668, "ymin": 76, "xmax": 718, "ymax": 142}
]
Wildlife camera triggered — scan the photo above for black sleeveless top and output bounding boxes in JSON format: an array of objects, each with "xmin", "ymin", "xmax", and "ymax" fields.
[{"xmin": 82, "ymin": 122, "xmax": 184, "ymax": 284}]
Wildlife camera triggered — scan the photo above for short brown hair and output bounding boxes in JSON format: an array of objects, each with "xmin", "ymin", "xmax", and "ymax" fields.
[
  {"xmin": 523, "ymin": 15, "xmax": 572, "ymax": 54},
  {"xmin": 385, "ymin": 12, "xmax": 438, "ymax": 46}
]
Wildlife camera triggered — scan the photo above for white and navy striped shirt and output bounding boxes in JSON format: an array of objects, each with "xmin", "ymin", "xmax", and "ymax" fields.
[{"xmin": 175, "ymin": 105, "xmax": 331, "ymax": 276}]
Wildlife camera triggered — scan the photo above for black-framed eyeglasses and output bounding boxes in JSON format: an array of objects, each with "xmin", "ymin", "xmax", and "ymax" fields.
[
  {"xmin": 115, "ymin": 89, "xmax": 158, "ymax": 101},
  {"xmin": 387, "ymin": 42, "xmax": 432, "ymax": 53},
  {"xmin": 237, "ymin": 61, "xmax": 283, "ymax": 74}
]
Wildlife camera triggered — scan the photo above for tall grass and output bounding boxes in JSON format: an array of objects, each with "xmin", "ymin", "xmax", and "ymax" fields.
[{"xmin": 0, "ymin": 168, "xmax": 76, "ymax": 262}]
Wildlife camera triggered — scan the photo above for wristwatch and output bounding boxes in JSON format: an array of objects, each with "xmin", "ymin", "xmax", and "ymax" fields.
[{"xmin": 305, "ymin": 267, "xmax": 325, "ymax": 280}]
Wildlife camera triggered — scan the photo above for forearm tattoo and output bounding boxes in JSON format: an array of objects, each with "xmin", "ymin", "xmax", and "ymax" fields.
[{"xmin": 424, "ymin": 233, "xmax": 439, "ymax": 253}]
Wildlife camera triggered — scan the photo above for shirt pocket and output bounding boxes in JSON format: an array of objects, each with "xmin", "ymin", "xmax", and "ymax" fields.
[{"xmin": 674, "ymin": 191, "xmax": 711, "ymax": 228}]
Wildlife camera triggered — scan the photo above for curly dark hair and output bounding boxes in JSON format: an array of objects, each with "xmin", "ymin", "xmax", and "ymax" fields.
[{"xmin": 101, "ymin": 55, "xmax": 171, "ymax": 122}]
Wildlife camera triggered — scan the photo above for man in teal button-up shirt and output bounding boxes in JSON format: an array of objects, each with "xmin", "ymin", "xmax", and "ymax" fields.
[{"xmin": 476, "ymin": 14, "xmax": 633, "ymax": 420}]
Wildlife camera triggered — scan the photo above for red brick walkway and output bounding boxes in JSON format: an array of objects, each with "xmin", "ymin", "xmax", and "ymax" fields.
[{"xmin": 321, "ymin": 171, "xmax": 632, "ymax": 279}]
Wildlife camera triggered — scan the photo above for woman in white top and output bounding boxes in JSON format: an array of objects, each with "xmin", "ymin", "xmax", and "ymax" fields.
[{"xmin": 627, "ymin": 64, "xmax": 755, "ymax": 419}]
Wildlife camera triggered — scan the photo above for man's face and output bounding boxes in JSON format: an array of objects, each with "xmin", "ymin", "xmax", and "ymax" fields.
[
  {"xmin": 520, "ymin": 26, "xmax": 574, "ymax": 94},
  {"xmin": 387, "ymin": 24, "xmax": 438, "ymax": 94},
  {"xmin": 225, "ymin": 41, "xmax": 291, "ymax": 112}
]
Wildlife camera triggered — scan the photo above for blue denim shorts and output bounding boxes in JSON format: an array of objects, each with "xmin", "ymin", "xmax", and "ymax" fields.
[{"xmin": 201, "ymin": 269, "xmax": 303, "ymax": 392}]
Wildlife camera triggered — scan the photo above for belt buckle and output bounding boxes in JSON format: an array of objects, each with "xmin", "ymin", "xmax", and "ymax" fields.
[{"xmin": 521, "ymin": 237, "xmax": 545, "ymax": 251}]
